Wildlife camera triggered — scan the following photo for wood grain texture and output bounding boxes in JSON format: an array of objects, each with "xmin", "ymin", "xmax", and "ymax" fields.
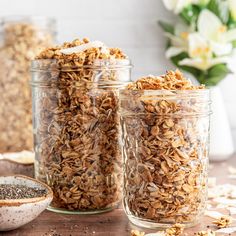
[{"xmin": 1, "ymin": 156, "xmax": 236, "ymax": 236}]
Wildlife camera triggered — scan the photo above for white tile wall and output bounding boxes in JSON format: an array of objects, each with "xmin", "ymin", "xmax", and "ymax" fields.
[{"xmin": 0, "ymin": 0, "xmax": 235, "ymax": 146}]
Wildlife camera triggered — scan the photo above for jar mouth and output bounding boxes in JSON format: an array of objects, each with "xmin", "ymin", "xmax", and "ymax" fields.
[
  {"xmin": 119, "ymin": 89, "xmax": 212, "ymax": 117},
  {"xmin": 0, "ymin": 15, "xmax": 56, "ymax": 25},
  {"xmin": 31, "ymin": 59, "xmax": 132, "ymax": 87},
  {"xmin": 30, "ymin": 80, "xmax": 130, "ymax": 88},
  {"xmin": 0, "ymin": 15, "xmax": 57, "ymax": 34},
  {"xmin": 31, "ymin": 59, "xmax": 133, "ymax": 72},
  {"xmin": 119, "ymin": 88, "xmax": 210, "ymax": 97}
]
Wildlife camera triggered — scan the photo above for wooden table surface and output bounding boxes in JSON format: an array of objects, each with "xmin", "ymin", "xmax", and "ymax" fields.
[{"xmin": 1, "ymin": 156, "xmax": 236, "ymax": 236}]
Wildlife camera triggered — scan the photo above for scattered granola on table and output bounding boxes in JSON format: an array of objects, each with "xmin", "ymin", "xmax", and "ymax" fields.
[
  {"xmin": 130, "ymin": 230, "xmax": 145, "ymax": 236},
  {"xmin": 165, "ymin": 224, "xmax": 183, "ymax": 236},
  {"xmin": 0, "ymin": 19, "xmax": 54, "ymax": 152},
  {"xmin": 121, "ymin": 70, "xmax": 210, "ymax": 227},
  {"xmin": 130, "ymin": 223, "xmax": 183, "ymax": 236},
  {"xmin": 195, "ymin": 230, "xmax": 216, "ymax": 236},
  {"xmin": 32, "ymin": 38, "xmax": 130, "ymax": 212},
  {"xmin": 212, "ymin": 216, "xmax": 232, "ymax": 228}
]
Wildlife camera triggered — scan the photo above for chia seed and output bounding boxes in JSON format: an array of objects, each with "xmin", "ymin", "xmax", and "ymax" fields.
[{"xmin": 0, "ymin": 184, "xmax": 47, "ymax": 199}]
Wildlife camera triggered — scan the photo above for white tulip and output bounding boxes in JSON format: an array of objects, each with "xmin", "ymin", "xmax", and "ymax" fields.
[
  {"xmin": 188, "ymin": 33, "xmax": 211, "ymax": 58},
  {"xmin": 162, "ymin": 0, "xmax": 208, "ymax": 14},
  {"xmin": 162, "ymin": 0, "xmax": 194, "ymax": 14},
  {"xmin": 179, "ymin": 33, "xmax": 229, "ymax": 70},
  {"xmin": 179, "ymin": 56, "xmax": 229, "ymax": 70},
  {"xmin": 163, "ymin": 0, "xmax": 209, "ymax": 14},
  {"xmin": 165, "ymin": 22, "xmax": 192, "ymax": 58},
  {"xmin": 162, "ymin": 7, "xmax": 235, "ymax": 71},
  {"xmin": 198, "ymin": 9, "xmax": 236, "ymax": 56},
  {"xmin": 228, "ymin": 0, "xmax": 236, "ymax": 20},
  {"xmin": 165, "ymin": 33, "xmax": 188, "ymax": 57}
]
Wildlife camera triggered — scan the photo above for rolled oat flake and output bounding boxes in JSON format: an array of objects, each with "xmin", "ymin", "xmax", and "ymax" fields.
[{"xmin": 0, "ymin": 184, "xmax": 47, "ymax": 200}]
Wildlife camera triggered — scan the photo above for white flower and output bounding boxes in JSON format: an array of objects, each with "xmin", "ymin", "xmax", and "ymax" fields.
[
  {"xmin": 198, "ymin": 9, "xmax": 236, "ymax": 56},
  {"xmin": 162, "ymin": 0, "xmax": 209, "ymax": 14},
  {"xmin": 179, "ymin": 33, "xmax": 229, "ymax": 70},
  {"xmin": 162, "ymin": 0, "xmax": 195, "ymax": 14},
  {"xmin": 228, "ymin": 0, "xmax": 236, "ymax": 20},
  {"xmin": 162, "ymin": 7, "xmax": 236, "ymax": 71},
  {"xmin": 165, "ymin": 22, "xmax": 194, "ymax": 58},
  {"xmin": 178, "ymin": 9, "xmax": 236, "ymax": 70}
]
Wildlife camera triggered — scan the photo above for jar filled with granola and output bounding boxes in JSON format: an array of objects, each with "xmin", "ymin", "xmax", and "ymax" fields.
[
  {"xmin": 31, "ymin": 39, "xmax": 131, "ymax": 214},
  {"xmin": 0, "ymin": 16, "xmax": 56, "ymax": 153},
  {"xmin": 120, "ymin": 70, "xmax": 211, "ymax": 228}
]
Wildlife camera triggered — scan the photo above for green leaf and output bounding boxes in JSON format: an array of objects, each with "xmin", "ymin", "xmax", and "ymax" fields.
[
  {"xmin": 204, "ymin": 64, "xmax": 229, "ymax": 86},
  {"xmin": 170, "ymin": 52, "xmax": 202, "ymax": 78},
  {"xmin": 232, "ymin": 40, "xmax": 236, "ymax": 48},
  {"xmin": 207, "ymin": 0, "xmax": 219, "ymax": 15},
  {"xmin": 208, "ymin": 63, "xmax": 229, "ymax": 77},
  {"xmin": 204, "ymin": 76, "xmax": 225, "ymax": 86},
  {"xmin": 207, "ymin": 0, "xmax": 229, "ymax": 24},
  {"xmin": 180, "ymin": 5, "xmax": 201, "ymax": 25},
  {"xmin": 158, "ymin": 21, "xmax": 174, "ymax": 34},
  {"xmin": 228, "ymin": 19, "xmax": 236, "ymax": 29},
  {"xmin": 208, "ymin": 64, "xmax": 229, "ymax": 77}
]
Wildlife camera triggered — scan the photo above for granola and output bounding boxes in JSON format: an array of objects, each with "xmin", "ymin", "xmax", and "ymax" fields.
[
  {"xmin": 0, "ymin": 20, "xmax": 54, "ymax": 152},
  {"xmin": 165, "ymin": 224, "xmax": 183, "ymax": 236},
  {"xmin": 213, "ymin": 216, "xmax": 232, "ymax": 228},
  {"xmin": 32, "ymin": 38, "xmax": 130, "ymax": 211},
  {"xmin": 195, "ymin": 230, "xmax": 216, "ymax": 236},
  {"xmin": 130, "ymin": 224, "xmax": 183, "ymax": 236},
  {"xmin": 130, "ymin": 230, "xmax": 145, "ymax": 236},
  {"xmin": 120, "ymin": 70, "xmax": 210, "ymax": 226}
]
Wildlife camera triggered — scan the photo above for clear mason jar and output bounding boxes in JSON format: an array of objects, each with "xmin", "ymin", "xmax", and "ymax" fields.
[
  {"xmin": 31, "ymin": 59, "xmax": 132, "ymax": 214},
  {"xmin": 119, "ymin": 89, "xmax": 211, "ymax": 228},
  {"xmin": 0, "ymin": 16, "xmax": 56, "ymax": 153}
]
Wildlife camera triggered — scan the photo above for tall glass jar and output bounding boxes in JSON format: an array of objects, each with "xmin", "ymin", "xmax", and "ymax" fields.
[
  {"xmin": 120, "ymin": 89, "xmax": 211, "ymax": 228},
  {"xmin": 31, "ymin": 59, "xmax": 131, "ymax": 214},
  {"xmin": 0, "ymin": 16, "xmax": 56, "ymax": 153}
]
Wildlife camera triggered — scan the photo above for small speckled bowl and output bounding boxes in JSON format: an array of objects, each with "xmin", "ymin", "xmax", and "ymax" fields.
[
  {"xmin": 0, "ymin": 175, "xmax": 53, "ymax": 231},
  {"xmin": 0, "ymin": 151, "xmax": 35, "ymax": 177}
]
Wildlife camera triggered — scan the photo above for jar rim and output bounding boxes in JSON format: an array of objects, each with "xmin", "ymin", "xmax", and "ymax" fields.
[
  {"xmin": 30, "ymin": 80, "xmax": 130, "ymax": 88},
  {"xmin": 119, "ymin": 88, "xmax": 210, "ymax": 95},
  {"xmin": 0, "ymin": 15, "xmax": 57, "ymax": 35},
  {"xmin": 0, "ymin": 15, "xmax": 56, "ymax": 25},
  {"xmin": 31, "ymin": 59, "xmax": 133, "ymax": 72}
]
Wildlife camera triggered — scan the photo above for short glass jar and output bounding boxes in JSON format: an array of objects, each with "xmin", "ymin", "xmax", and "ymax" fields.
[
  {"xmin": 119, "ymin": 89, "xmax": 211, "ymax": 228},
  {"xmin": 0, "ymin": 16, "xmax": 56, "ymax": 153},
  {"xmin": 31, "ymin": 59, "xmax": 131, "ymax": 214}
]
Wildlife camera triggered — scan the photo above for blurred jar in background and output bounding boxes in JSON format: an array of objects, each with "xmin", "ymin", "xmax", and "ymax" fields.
[{"xmin": 0, "ymin": 16, "xmax": 56, "ymax": 153}]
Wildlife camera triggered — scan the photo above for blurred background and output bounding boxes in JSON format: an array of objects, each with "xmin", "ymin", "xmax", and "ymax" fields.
[{"xmin": 0, "ymin": 0, "xmax": 235, "ymax": 148}]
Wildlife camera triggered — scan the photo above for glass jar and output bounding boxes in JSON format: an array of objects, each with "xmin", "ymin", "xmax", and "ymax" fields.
[
  {"xmin": 120, "ymin": 89, "xmax": 211, "ymax": 228},
  {"xmin": 0, "ymin": 16, "xmax": 56, "ymax": 153},
  {"xmin": 31, "ymin": 59, "xmax": 132, "ymax": 214}
]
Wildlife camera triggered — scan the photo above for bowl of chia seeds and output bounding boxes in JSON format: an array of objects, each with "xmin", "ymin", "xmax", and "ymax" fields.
[{"xmin": 0, "ymin": 175, "xmax": 53, "ymax": 231}]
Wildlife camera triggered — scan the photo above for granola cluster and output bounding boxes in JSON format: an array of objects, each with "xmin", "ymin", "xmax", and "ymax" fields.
[
  {"xmin": 121, "ymin": 70, "xmax": 209, "ymax": 225},
  {"xmin": 33, "ymin": 38, "xmax": 129, "ymax": 211},
  {"xmin": 195, "ymin": 230, "xmax": 216, "ymax": 236},
  {"xmin": 127, "ymin": 70, "xmax": 204, "ymax": 90},
  {"xmin": 130, "ymin": 223, "xmax": 184, "ymax": 236},
  {"xmin": 0, "ymin": 21, "xmax": 53, "ymax": 152},
  {"xmin": 130, "ymin": 230, "xmax": 145, "ymax": 236},
  {"xmin": 165, "ymin": 224, "xmax": 183, "ymax": 236},
  {"xmin": 213, "ymin": 216, "xmax": 232, "ymax": 228}
]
